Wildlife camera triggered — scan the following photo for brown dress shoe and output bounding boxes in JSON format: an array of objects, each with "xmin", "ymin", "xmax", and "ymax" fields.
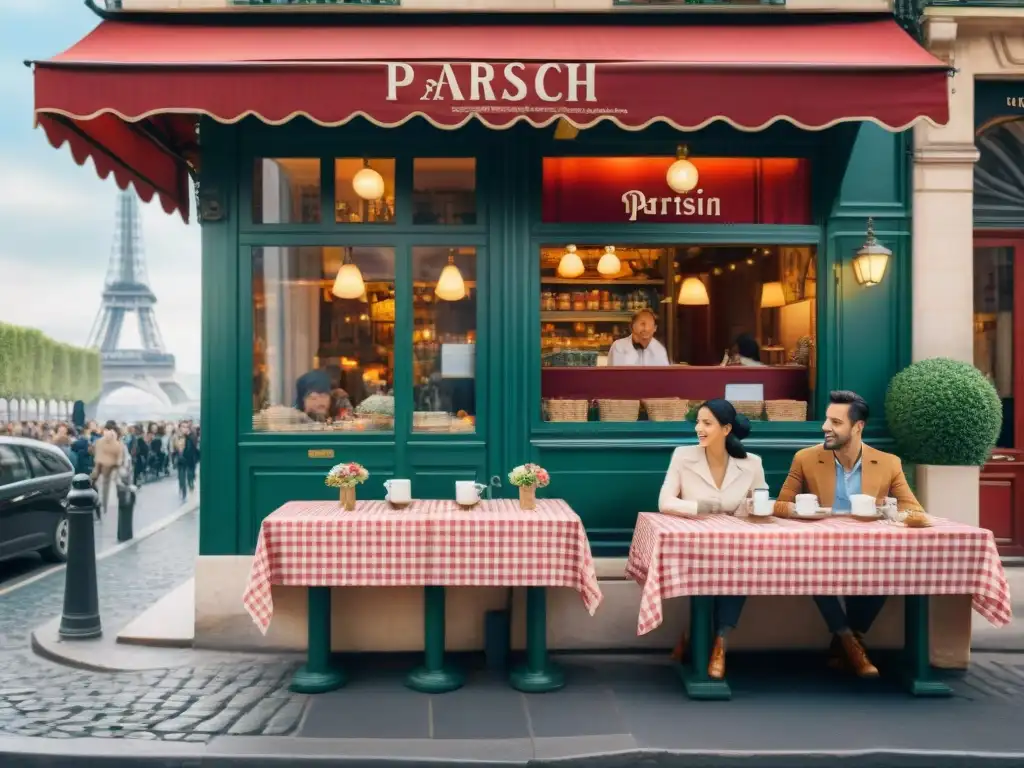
[
  {"xmin": 836, "ymin": 633, "xmax": 879, "ymax": 678},
  {"xmin": 707, "ymin": 636, "xmax": 727, "ymax": 680},
  {"xmin": 670, "ymin": 633, "xmax": 689, "ymax": 663}
]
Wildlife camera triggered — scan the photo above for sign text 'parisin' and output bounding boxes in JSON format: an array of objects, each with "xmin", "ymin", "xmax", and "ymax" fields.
[
  {"xmin": 386, "ymin": 62, "xmax": 598, "ymax": 103},
  {"xmin": 622, "ymin": 190, "xmax": 722, "ymax": 222}
]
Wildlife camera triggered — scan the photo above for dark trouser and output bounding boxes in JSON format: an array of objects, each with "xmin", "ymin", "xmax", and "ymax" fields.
[
  {"xmin": 813, "ymin": 596, "xmax": 888, "ymax": 635},
  {"xmin": 714, "ymin": 596, "xmax": 747, "ymax": 632},
  {"xmin": 186, "ymin": 465, "xmax": 196, "ymax": 491},
  {"xmin": 177, "ymin": 463, "xmax": 188, "ymax": 500}
]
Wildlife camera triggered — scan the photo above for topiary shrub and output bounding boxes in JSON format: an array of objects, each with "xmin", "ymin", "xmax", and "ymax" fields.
[{"xmin": 885, "ymin": 357, "xmax": 1002, "ymax": 466}]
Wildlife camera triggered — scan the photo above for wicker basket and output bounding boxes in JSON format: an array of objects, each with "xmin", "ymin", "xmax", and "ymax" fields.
[
  {"xmin": 643, "ymin": 398, "xmax": 688, "ymax": 422},
  {"xmin": 766, "ymin": 400, "xmax": 808, "ymax": 422},
  {"xmin": 546, "ymin": 399, "xmax": 590, "ymax": 422},
  {"xmin": 730, "ymin": 400, "xmax": 766, "ymax": 420},
  {"xmin": 598, "ymin": 399, "xmax": 640, "ymax": 422}
]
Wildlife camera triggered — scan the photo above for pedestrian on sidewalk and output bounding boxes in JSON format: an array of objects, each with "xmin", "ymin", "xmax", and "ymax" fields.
[
  {"xmin": 173, "ymin": 422, "xmax": 199, "ymax": 502},
  {"xmin": 92, "ymin": 421, "xmax": 125, "ymax": 518}
]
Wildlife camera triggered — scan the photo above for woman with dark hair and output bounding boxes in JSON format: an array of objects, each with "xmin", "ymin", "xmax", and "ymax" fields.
[{"xmin": 659, "ymin": 398, "xmax": 767, "ymax": 680}]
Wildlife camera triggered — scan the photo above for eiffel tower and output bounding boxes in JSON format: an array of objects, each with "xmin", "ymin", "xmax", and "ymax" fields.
[{"xmin": 86, "ymin": 190, "xmax": 189, "ymax": 409}]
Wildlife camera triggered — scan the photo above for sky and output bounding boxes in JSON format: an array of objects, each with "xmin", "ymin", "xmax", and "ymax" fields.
[{"xmin": 0, "ymin": 2, "xmax": 202, "ymax": 401}]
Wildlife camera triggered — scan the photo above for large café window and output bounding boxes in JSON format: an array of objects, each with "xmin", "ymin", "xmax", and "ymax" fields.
[
  {"xmin": 250, "ymin": 155, "xmax": 478, "ymax": 434},
  {"xmin": 539, "ymin": 156, "xmax": 818, "ymax": 424}
]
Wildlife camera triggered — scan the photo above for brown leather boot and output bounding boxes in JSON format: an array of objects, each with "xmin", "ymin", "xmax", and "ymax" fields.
[
  {"xmin": 836, "ymin": 632, "xmax": 879, "ymax": 678},
  {"xmin": 707, "ymin": 636, "xmax": 727, "ymax": 680},
  {"xmin": 670, "ymin": 633, "xmax": 689, "ymax": 663}
]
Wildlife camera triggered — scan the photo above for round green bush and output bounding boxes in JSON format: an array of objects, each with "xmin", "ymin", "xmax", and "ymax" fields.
[{"xmin": 885, "ymin": 358, "xmax": 1002, "ymax": 466}]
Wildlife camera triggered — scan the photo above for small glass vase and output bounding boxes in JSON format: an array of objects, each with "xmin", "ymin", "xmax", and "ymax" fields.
[
  {"xmin": 339, "ymin": 485, "xmax": 357, "ymax": 511},
  {"xmin": 519, "ymin": 485, "xmax": 536, "ymax": 511}
]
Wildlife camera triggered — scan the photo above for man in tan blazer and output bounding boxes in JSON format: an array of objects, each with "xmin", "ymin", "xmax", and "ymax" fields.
[{"xmin": 775, "ymin": 390, "xmax": 923, "ymax": 678}]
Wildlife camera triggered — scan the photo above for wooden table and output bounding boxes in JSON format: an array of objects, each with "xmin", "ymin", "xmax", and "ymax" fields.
[
  {"xmin": 243, "ymin": 499, "xmax": 603, "ymax": 694},
  {"xmin": 626, "ymin": 512, "xmax": 1012, "ymax": 700}
]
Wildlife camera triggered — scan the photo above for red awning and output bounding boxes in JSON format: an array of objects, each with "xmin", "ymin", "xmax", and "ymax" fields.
[{"xmin": 33, "ymin": 18, "xmax": 949, "ymax": 222}]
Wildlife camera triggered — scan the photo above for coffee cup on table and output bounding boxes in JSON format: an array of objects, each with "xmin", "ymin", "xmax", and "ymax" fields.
[
  {"xmin": 455, "ymin": 481, "xmax": 487, "ymax": 507},
  {"xmin": 795, "ymin": 494, "xmax": 818, "ymax": 517},
  {"xmin": 752, "ymin": 488, "xmax": 772, "ymax": 517},
  {"xmin": 850, "ymin": 494, "xmax": 876, "ymax": 518},
  {"xmin": 384, "ymin": 479, "xmax": 412, "ymax": 505}
]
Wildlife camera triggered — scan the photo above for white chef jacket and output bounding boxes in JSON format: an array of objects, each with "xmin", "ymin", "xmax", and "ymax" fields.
[{"xmin": 606, "ymin": 336, "xmax": 670, "ymax": 367}]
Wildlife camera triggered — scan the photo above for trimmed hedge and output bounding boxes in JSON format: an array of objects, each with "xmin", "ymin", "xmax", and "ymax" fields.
[
  {"xmin": 885, "ymin": 357, "xmax": 1002, "ymax": 466},
  {"xmin": 0, "ymin": 323, "xmax": 101, "ymax": 404}
]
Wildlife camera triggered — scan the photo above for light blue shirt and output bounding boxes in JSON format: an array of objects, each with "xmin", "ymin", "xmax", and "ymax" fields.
[{"xmin": 833, "ymin": 453, "xmax": 863, "ymax": 514}]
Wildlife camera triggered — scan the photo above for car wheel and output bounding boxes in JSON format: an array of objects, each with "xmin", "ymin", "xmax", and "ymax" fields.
[{"xmin": 41, "ymin": 515, "xmax": 69, "ymax": 563}]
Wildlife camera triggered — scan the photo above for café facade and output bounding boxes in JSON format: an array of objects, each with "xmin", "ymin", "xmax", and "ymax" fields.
[{"xmin": 33, "ymin": 6, "xmax": 962, "ymax": 657}]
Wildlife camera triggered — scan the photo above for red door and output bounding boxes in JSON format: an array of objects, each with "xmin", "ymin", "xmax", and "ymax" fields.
[{"xmin": 975, "ymin": 237, "xmax": 1024, "ymax": 556}]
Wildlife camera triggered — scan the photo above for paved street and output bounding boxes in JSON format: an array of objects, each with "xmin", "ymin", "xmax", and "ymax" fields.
[{"xmin": 0, "ymin": 476, "xmax": 191, "ymax": 590}]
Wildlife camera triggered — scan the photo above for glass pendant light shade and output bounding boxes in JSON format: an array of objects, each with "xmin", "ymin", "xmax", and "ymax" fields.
[
  {"xmin": 677, "ymin": 276, "xmax": 710, "ymax": 306},
  {"xmin": 332, "ymin": 249, "xmax": 365, "ymax": 299},
  {"xmin": 352, "ymin": 160, "xmax": 386, "ymax": 201},
  {"xmin": 597, "ymin": 245, "xmax": 621, "ymax": 276},
  {"xmin": 556, "ymin": 244, "xmax": 585, "ymax": 279},
  {"xmin": 435, "ymin": 250, "xmax": 466, "ymax": 302},
  {"xmin": 666, "ymin": 145, "xmax": 699, "ymax": 195}
]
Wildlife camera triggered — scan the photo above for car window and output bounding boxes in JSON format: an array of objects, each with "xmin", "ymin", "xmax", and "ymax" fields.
[
  {"xmin": 27, "ymin": 449, "xmax": 70, "ymax": 477},
  {"xmin": 0, "ymin": 446, "xmax": 30, "ymax": 486}
]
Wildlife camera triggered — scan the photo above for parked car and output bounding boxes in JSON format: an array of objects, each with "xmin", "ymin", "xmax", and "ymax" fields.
[{"xmin": 0, "ymin": 436, "xmax": 73, "ymax": 564}]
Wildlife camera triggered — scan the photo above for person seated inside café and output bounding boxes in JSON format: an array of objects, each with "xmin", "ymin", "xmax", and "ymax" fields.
[
  {"xmin": 658, "ymin": 399, "xmax": 766, "ymax": 680},
  {"xmin": 722, "ymin": 333, "xmax": 766, "ymax": 367},
  {"xmin": 606, "ymin": 308, "xmax": 670, "ymax": 367},
  {"xmin": 295, "ymin": 370, "xmax": 333, "ymax": 423}
]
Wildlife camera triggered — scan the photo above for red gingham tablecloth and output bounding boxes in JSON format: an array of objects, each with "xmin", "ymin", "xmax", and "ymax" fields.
[
  {"xmin": 625, "ymin": 512, "xmax": 1012, "ymax": 636},
  {"xmin": 243, "ymin": 499, "xmax": 603, "ymax": 634}
]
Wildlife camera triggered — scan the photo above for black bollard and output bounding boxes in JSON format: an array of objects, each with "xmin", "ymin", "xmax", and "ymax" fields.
[
  {"xmin": 59, "ymin": 474, "xmax": 102, "ymax": 639},
  {"xmin": 116, "ymin": 483, "xmax": 135, "ymax": 543}
]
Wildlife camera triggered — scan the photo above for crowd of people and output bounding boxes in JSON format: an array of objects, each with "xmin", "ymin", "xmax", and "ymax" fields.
[{"xmin": 2, "ymin": 417, "xmax": 201, "ymax": 512}]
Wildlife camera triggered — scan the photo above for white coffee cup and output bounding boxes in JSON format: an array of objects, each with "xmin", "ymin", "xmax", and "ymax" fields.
[
  {"xmin": 850, "ymin": 493, "xmax": 876, "ymax": 518},
  {"xmin": 455, "ymin": 481, "xmax": 487, "ymax": 506},
  {"xmin": 384, "ymin": 479, "xmax": 412, "ymax": 505},
  {"xmin": 795, "ymin": 493, "xmax": 818, "ymax": 517},
  {"xmin": 752, "ymin": 488, "xmax": 772, "ymax": 516}
]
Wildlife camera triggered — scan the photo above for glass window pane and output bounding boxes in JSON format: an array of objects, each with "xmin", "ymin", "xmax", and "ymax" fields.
[
  {"xmin": 539, "ymin": 244, "xmax": 816, "ymax": 423},
  {"xmin": 412, "ymin": 158, "xmax": 477, "ymax": 225},
  {"xmin": 412, "ymin": 246, "xmax": 477, "ymax": 434},
  {"xmin": 252, "ymin": 246, "xmax": 396, "ymax": 433},
  {"xmin": 253, "ymin": 158, "xmax": 321, "ymax": 224},
  {"xmin": 974, "ymin": 245, "xmax": 1014, "ymax": 449},
  {"xmin": 335, "ymin": 158, "xmax": 396, "ymax": 224}
]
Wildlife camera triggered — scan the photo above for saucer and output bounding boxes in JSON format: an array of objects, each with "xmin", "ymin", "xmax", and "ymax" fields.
[{"xmin": 850, "ymin": 512, "xmax": 884, "ymax": 522}]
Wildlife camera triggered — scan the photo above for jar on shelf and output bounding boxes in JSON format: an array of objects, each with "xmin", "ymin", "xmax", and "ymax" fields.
[
  {"xmin": 600, "ymin": 291, "xmax": 612, "ymax": 311},
  {"xmin": 572, "ymin": 293, "xmax": 586, "ymax": 311},
  {"xmin": 557, "ymin": 293, "xmax": 571, "ymax": 311}
]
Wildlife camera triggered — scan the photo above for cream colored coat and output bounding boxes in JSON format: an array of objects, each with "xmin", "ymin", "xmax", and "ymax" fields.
[{"xmin": 658, "ymin": 445, "xmax": 767, "ymax": 516}]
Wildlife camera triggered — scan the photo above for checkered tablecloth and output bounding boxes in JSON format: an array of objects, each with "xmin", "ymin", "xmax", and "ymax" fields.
[
  {"xmin": 625, "ymin": 512, "xmax": 1012, "ymax": 636},
  {"xmin": 243, "ymin": 499, "xmax": 603, "ymax": 634}
]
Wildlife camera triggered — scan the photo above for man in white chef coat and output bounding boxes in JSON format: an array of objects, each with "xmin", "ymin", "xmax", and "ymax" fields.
[{"xmin": 606, "ymin": 308, "xmax": 670, "ymax": 367}]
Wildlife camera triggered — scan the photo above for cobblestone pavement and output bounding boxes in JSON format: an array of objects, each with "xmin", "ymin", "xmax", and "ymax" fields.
[{"xmin": 0, "ymin": 511, "xmax": 305, "ymax": 743}]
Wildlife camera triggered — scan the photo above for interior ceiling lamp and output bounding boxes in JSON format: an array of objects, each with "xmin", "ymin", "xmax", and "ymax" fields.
[
  {"xmin": 332, "ymin": 248, "xmax": 366, "ymax": 300},
  {"xmin": 435, "ymin": 248, "xmax": 467, "ymax": 302},
  {"xmin": 597, "ymin": 245, "xmax": 621, "ymax": 277},
  {"xmin": 760, "ymin": 281, "xmax": 786, "ymax": 309},
  {"xmin": 677, "ymin": 276, "xmax": 710, "ymax": 306},
  {"xmin": 666, "ymin": 145, "xmax": 699, "ymax": 195},
  {"xmin": 852, "ymin": 217, "xmax": 891, "ymax": 287},
  {"xmin": 556, "ymin": 244, "xmax": 585, "ymax": 279},
  {"xmin": 352, "ymin": 159, "xmax": 385, "ymax": 201}
]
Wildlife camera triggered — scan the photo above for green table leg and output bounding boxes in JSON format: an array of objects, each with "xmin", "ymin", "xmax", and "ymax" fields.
[
  {"xmin": 903, "ymin": 595, "xmax": 952, "ymax": 697},
  {"xmin": 678, "ymin": 596, "xmax": 731, "ymax": 701},
  {"xmin": 290, "ymin": 587, "xmax": 347, "ymax": 693},
  {"xmin": 510, "ymin": 587, "xmax": 565, "ymax": 692},
  {"xmin": 406, "ymin": 586, "xmax": 464, "ymax": 693}
]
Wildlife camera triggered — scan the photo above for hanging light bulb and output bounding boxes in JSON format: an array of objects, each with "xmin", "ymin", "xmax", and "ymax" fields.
[
  {"xmin": 332, "ymin": 248, "xmax": 365, "ymax": 299},
  {"xmin": 556, "ymin": 244, "xmax": 585, "ymax": 279},
  {"xmin": 666, "ymin": 145, "xmax": 699, "ymax": 195},
  {"xmin": 435, "ymin": 249, "xmax": 467, "ymax": 302},
  {"xmin": 352, "ymin": 159, "xmax": 385, "ymax": 201},
  {"xmin": 597, "ymin": 245, "xmax": 621, "ymax": 277}
]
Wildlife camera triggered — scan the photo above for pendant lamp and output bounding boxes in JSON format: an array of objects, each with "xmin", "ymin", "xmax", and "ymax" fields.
[
  {"xmin": 666, "ymin": 145, "xmax": 699, "ymax": 195},
  {"xmin": 352, "ymin": 159, "xmax": 386, "ymax": 201},
  {"xmin": 677, "ymin": 277, "xmax": 710, "ymax": 306},
  {"xmin": 435, "ymin": 249, "xmax": 467, "ymax": 302},
  {"xmin": 556, "ymin": 244, "xmax": 585, "ymax": 279},
  {"xmin": 597, "ymin": 245, "xmax": 621, "ymax": 276},
  {"xmin": 332, "ymin": 248, "xmax": 366, "ymax": 300}
]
